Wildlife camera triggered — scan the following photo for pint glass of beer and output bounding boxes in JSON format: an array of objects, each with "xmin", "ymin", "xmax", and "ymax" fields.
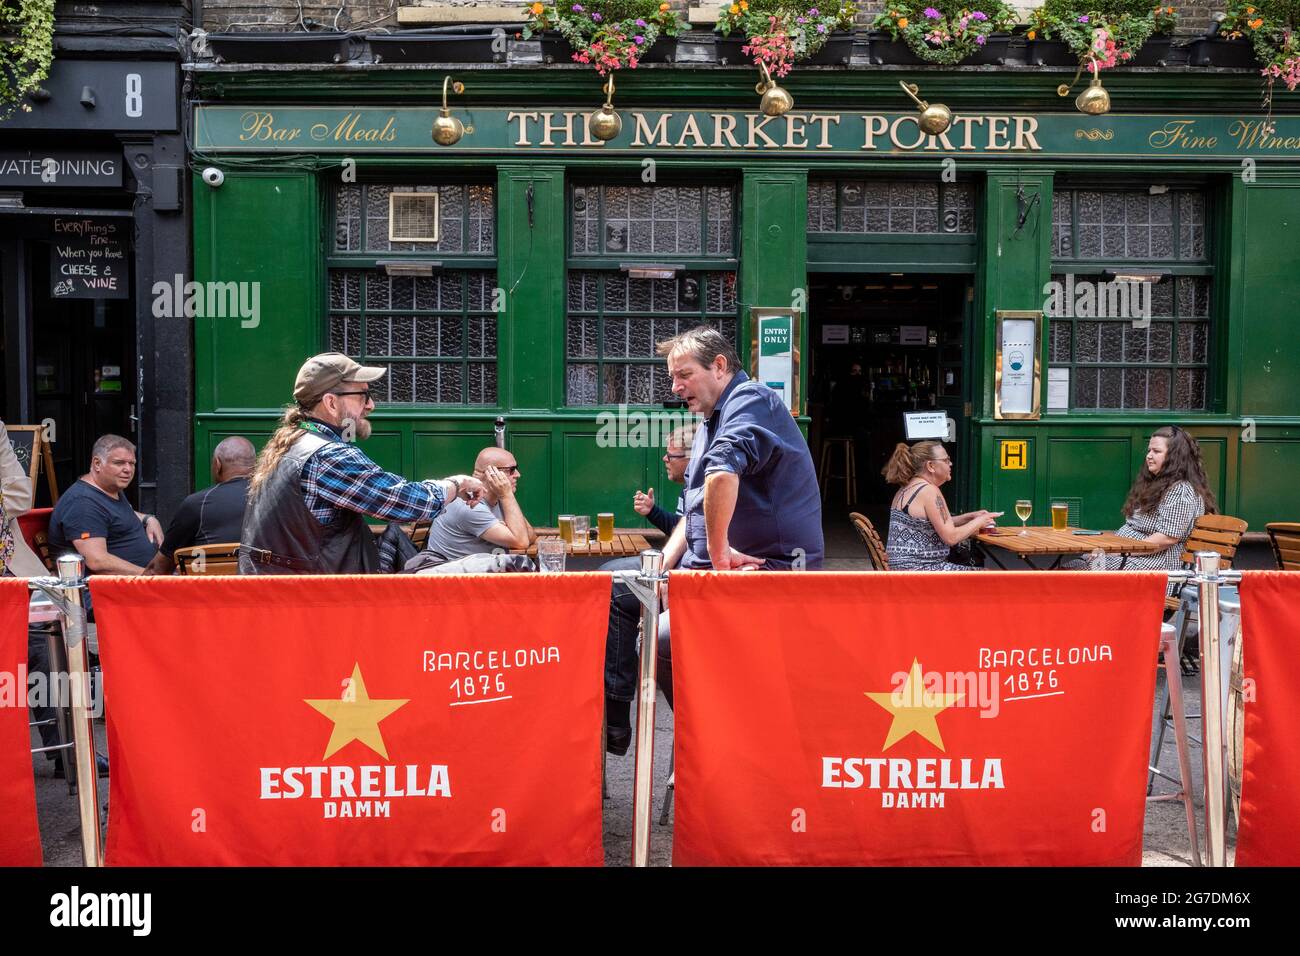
[
  {"xmin": 558, "ymin": 515, "xmax": 574, "ymax": 544},
  {"xmin": 598, "ymin": 512, "xmax": 615, "ymax": 543},
  {"xmin": 1051, "ymin": 502, "xmax": 1069, "ymax": 531}
]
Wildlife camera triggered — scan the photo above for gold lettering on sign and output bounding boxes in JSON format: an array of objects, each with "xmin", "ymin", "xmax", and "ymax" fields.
[
  {"xmin": 862, "ymin": 115, "xmax": 889, "ymax": 150},
  {"xmin": 889, "ymin": 116, "xmax": 927, "ymax": 151},
  {"xmin": 507, "ymin": 111, "xmax": 539, "ymax": 147},
  {"xmin": 923, "ymin": 129, "xmax": 957, "ymax": 152},
  {"xmin": 807, "ymin": 114, "xmax": 840, "ymax": 149},
  {"xmin": 747, "ymin": 114, "xmax": 779, "ymax": 148},
  {"xmin": 1014, "ymin": 116, "xmax": 1042, "ymax": 151},
  {"xmin": 986, "ymin": 116, "xmax": 1012, "ymax": 150},
  {"xmin": 677, "ymin": 114, "xmax": 706, "ymax": 149},
  {"xmin": 633, "ymin": 113, "xmax": 672, "ymax": 147},
  {"xmin": 1074, "ymin": 128, "xmax": 1114, "ymax": 142},
  {"xmin": 952, "ymin": 115, "xmax": 984, "ymax": 151},
  {"xmin": 1149, "ymin": 119, "xmax": 1216, "ymax": 150},
  {"xmin": 538, "ymin": 112, "xmax": 576, "ymax": 147},
  {"xmin": 1228, "ymin": 119, "xmax": 1300, "ymax": 151},
  {"xmin": 712, "ymin": 113, "xmax": 741, "ymax": 148},
  {"xmin": 785, "ymin": 113, "xmax": 808, "ymax": 149},
  {"xmin": 240, "ymin": 111, "xmax": 302, "ymax": 143},
  {"xmin": 310, "ymin": 113, "xmax": 398, "ymax": 143}
]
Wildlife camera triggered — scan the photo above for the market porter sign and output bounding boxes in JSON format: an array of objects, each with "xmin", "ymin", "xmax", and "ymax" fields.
[{"xmin": 195, "ymin": 106, "xmax": 1300, "ymax": 159}]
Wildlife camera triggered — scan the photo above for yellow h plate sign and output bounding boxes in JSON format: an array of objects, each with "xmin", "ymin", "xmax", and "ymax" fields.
[{"xmin": 1000, "ymin": 440, "xmax": 1028, "ymax": 470}]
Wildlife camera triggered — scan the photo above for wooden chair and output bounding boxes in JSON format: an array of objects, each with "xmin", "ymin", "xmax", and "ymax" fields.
[
  {"xmin": 174, "ymin": 542, "xmax": 242, "ymax": 575},
  {"xmin": 1164, "ymin": 514, "xmax": 1249, "ymax": 613},
  {"xmin": 1266, "ymin": 522, "xmax": 1300, "ymax": 570},
  {"xmin": 410, "ymin": 520, "xmax": 432, "ymax": 552},
  {"xmin": 849, "ymin": 512, "xmax": 890, "ymax": 571}
]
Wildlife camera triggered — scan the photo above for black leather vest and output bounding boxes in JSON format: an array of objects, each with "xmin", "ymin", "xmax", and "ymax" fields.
[{"xmin": 238, "ymin": 431, "xmax": 379, "ymax": 575}]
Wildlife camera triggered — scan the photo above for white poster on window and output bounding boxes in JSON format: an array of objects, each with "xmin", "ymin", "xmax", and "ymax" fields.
[
  {"xmin": 998, "ymin": 317, "xmax": 1037, "ymax": 416},
  {"xmin": 757, "ymin": 313, "xmax": 795, "ymax": 411},
  {"xmin": 1047, "ymin": 367, "xmax": 1070, "ymax": 410}
]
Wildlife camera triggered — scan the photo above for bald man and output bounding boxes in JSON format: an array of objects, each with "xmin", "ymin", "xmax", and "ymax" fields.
[
  {"xmin": 144, "ymin": 436, "xmax": 256, "ymax": 575},
  {"xmin": 406, "ymin": 447, "xmax": 536, "ymax": 568}
]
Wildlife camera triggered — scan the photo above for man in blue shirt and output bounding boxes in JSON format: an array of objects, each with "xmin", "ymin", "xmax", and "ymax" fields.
[
  {"xmin": 49, "ymin": 435, "xmax": 162, "ymax": 574},
  {"xmin": 654, "ymin": 325, "xmax": 822, "ymax": 706}
]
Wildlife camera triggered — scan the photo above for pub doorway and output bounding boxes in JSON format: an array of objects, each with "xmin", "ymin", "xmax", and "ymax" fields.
[{"xmin": 807, "ymin": 273, "xmax": 973, "ymax": 539}]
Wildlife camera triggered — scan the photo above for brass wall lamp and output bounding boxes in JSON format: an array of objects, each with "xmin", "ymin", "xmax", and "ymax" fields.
[
  {"xmin": 899, "ymin": 80, "xmax": 952, "ymax": 136},
  {"xmin": 432, "ymin": 76, "xmax": 470, "ymax": 145},
  {"xmin": 1058, "ymin": 56, "xmax": 1111, "ymax": 115},
  {"xmin": 589, "ymin": 74, "xmax": 622, "ymax": 141},
  {"xmin": 756, "ymin": 61, "xmax": 793, "ymax": 117}
]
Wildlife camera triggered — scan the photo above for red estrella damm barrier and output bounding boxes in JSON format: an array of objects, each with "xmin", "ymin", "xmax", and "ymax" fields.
[
  {"xmin": 88, "ymin": 574, "xmax": 609, "ymax": 866},
  {"xmin": 667, "ymin": 571, "xmax": 1168, "ymax": 866},
  {"xmin": 1235, "ymin": 571, "xmax": 1300, "ymax": 866},
  {"xmin": 0, "ymin": 578, "xmax": 42, "ymax": 866}
]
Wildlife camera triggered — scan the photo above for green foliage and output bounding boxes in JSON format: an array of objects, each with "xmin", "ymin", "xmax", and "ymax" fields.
[
  {"xmin": 714, "ymin": 0, "xmax": 856, "ymax": 75},
  {"xmin": 872, "ymin": 1, "xmax": 1020, "ymax": 65},
  {"xmin": 520, "ymin": 1, "xmax": 686, "ymax": 75},
  {"xmin": 1027, "ymin": 0, "xmax": 1175, "ymax": 67},
  {"xmin": 0, "ymin": 0, "xmax": 55, "ymax": 120}
]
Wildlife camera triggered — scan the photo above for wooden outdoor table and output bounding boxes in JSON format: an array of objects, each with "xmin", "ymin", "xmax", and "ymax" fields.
[
  {"xmin": 516, "ymin": 529, "xmax": 654, "ymax": 560},
  {"xmin": 976, "ymin": 526, "xmax": 1164, "ymax": 570}
]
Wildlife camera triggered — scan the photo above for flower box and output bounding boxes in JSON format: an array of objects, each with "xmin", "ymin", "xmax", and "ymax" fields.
[
  {"xmin": 207, "ymin": 31, "xmax": 353, "ymax": 65},
  {"xmin": 1024, "ymin": 37, "xmax": 1078, "ymax": 66},
  {"xmin": 963, "ymin": 30, "xmax": 1015, "ymax": 65},
  {"xmin": 1125, "ymin": 31, "xmax": 1173, "ymax": 67},
  {"xmin": 1186, "ymin": 36, "xmax": 1260, "ymax": 69},
  {"xmin": 535, "ymin": 30, "xmax": 575, "ymax": 64},
  {"xmin": 806, "ymin": 30, "xmax": 855, "ymax": 65},
  {"xmin": 368, "ymin": 27, "xmax": 507, "ymax": 64},
  {"xmin": 866, "ymin": 30, "xmax": 928, "ymax": 65},
  {"xmin": 713, "ymin": 32, "xmax": 749, "ymax": 64}
]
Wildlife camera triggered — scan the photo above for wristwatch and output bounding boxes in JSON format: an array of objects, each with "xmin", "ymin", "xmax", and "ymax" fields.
[
  {"xmin": 140, "ymin": 513, "xmax": 156, "ymax": 526},
  {"xmin": 446, "ymin": 478, "xmax": 461, "ymax": 500}
]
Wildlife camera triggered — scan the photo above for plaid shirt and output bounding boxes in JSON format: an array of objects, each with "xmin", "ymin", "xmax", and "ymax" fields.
[{"xmin": 299, "ymin": 420, "xmax": 448, "ymax": 526}]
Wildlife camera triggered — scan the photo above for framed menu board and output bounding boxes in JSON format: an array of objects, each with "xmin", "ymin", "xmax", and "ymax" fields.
[{"xmin": 994, "ymin": 310, "xmax": 1042, "ymax": 420}]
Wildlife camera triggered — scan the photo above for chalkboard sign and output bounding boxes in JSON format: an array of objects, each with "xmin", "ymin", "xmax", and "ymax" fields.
[
  {"xmin": 5, "ymin": 426, "xmax": 59, "ymax": 503},
  {"xmin": 49, "ymin": 217, "xmax": 129, "ymax": 299}
]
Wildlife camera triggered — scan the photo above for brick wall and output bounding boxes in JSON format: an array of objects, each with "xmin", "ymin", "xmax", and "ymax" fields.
[{"xmin": 200, "ymin": 1, "xmax": 1221, "ymax": 37}]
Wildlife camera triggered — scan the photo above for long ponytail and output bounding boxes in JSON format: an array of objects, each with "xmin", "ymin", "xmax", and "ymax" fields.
[
  {"xmin": 882, "ymin": 440, "xmax": 944, "ymax": 486},
  {"xmin": 247, "ymin": 405, "xmax": 308, "ymax": 501}
]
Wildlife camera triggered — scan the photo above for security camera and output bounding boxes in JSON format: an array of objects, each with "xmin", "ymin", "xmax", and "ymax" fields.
[{"xmin": 202, "ymin": 167, "xmax": 224, "ymax": 188}]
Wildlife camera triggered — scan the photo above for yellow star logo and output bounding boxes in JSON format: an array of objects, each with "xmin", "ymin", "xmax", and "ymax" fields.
[
  {"xmin": 865, "ymin": 659, "xmax": 964, "ymax": 752},
  {"xmin": 304, "ymin": 663, "xmax": 409, "ymax": 760}
]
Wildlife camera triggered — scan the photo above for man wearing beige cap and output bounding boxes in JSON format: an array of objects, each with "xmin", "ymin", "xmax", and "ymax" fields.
[{"xmin": 239, "ymin": 352, "xmax": 484, "ymax": 574}]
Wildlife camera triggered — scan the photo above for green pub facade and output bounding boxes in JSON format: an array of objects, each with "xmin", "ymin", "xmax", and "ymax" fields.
[{"xmin": 188, "ymin": 60, "xmax": 1300, "ymax": 534}]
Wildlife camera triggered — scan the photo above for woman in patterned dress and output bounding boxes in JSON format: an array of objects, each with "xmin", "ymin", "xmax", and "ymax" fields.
[
  {"xmin": 1107, "ymin": 425, "xmax": 1217, "ymax": 572},
  {"xmin": 882, "ymin": 441, "xmax": 1002, "ymax": 571}
]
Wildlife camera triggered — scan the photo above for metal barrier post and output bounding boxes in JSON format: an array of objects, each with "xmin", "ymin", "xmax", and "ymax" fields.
[
  {"xmin": 57, "ymin": 554, "xmax": 103, "ymax": 867},
  {"xmin": 628, "ymin": 550, "xmax": 665, "ymax": 867},
  {"xmin": 1195, "ymin": 551, "xmax": 1228, "ymax": 868}
]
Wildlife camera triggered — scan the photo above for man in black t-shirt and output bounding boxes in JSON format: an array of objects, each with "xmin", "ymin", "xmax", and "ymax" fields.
[
  {"xmin": 49, "ymin": 434, "xmax": 161, "ymax": 574},
  {"xmin": 144, "ymin": 436, "xmax": 255, "ymax": 575}
]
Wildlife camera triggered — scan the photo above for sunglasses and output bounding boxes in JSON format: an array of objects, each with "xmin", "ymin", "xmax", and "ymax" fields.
[{"xmin": 332, "ymin": 389, "xmax": 374, "ymax": 402}]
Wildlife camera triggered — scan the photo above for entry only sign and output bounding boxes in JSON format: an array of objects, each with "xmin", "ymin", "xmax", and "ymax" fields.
[
  {"xmin": 757, "ymin": 312, "xmax": 796, "ymax": 411},
  {"xmin": 49, "ymin": 217, "xmax": 129, "ymax": 299}
]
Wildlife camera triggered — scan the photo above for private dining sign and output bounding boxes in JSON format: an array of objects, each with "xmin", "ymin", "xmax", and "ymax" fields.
[{"xmin": 195, "ymin": 105, "xmax": 1300, "ymax": 159}]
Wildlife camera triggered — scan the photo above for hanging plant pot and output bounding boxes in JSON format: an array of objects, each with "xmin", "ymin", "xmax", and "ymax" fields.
[
  {"xmin": 1024, "ymin": 38, "xmax": 1078, "ymax": 67},
  {"xmin": 866, "ymin": 31, "xmax": 927, "ymax": 66},
  {"xmin": 805, "ymin": 31, "xmax": 855, "ymax": 65},
  {"xmin": 713, "ymin": 32, "xmax": 751, "ymax": 66},
  {"xmin": 535, "ymin": 31, "xmax": 575, "ymax": 64},
  {"xmin": 1125, "ymin": 32, "xmax": 1174, "ymax": 67},
  {"xmin": 964, "ymin": 31, "xmax": 1015, "ymax": 66},
  {"xmin": 1186, "ymin": 36, "xmax": 1260, "ymax": 69},
  {"xmin": 208, "ymin": 31, "xmax": 353, "ymax": 65},
  {"xmin": 368, "ymin": 27, "xmax": 507, "ymax": 64}
]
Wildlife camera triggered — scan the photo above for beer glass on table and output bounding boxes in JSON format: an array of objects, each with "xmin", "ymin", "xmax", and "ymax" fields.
[
  {"xmin": 598, "ymin": 512, "xmax": 615, "ymax": 544},
  {"xmin": 558, "ymin": 515, "xmax": 574, "ymax": 544},
  {"xmin": 538, "ymin": 537, "xmax": 566, "ymax": 573},
  {"xmin": 1015, "ymin": 499, "xmax": 1032, "ymax": 536},
  {"xmin": 1051, "ymin": 501, "xmax": 1069, "ymax": 531},
  {"xmin": 572, "ymin": 515, "xmax": 590, "ymax": 551}
]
